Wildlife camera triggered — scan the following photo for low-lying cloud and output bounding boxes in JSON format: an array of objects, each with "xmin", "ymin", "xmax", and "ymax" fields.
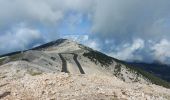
[
  {"xmin": 151, "ymin": 39, "xmax": 170, "ymax": 64},
  {"xmin": 109, "ymin": 39, "xmax": 144, "ymax": 61}
]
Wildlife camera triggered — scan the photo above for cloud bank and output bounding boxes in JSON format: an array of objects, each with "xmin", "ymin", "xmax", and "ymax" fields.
[
  {"xmin": 0, "ymin": 24, "xmax": 45, "ymax": 54},
  {"xmin": 0, "ymin": 0, "xmax": 170, "ymax": 64}
]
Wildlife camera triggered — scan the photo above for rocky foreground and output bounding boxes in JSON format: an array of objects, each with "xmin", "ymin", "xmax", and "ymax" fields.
[{"xmin": 0, "ymin": 72, "xmax": 170, "ymax": 100}]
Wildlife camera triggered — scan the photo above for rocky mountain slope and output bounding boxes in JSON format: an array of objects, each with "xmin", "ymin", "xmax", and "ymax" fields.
[
  {"xmin": 0, "ymin": 39, "xmax": 170, "ymax": 100},
  {"xmin": 128, "ymin": 62, "xmax": 170, "ymax": 82}
]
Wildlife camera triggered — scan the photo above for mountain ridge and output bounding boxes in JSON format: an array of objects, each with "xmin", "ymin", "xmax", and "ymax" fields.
[
  {"xmin": 0, "ymin": 39, "xmax": 169, "ymax": 88},
  {"xmin": 0, "ymin": 38, "xmax": 170, "ymax": 99}
]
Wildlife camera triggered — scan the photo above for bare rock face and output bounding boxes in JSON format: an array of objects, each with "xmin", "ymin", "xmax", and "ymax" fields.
[{"xmin": 0, "ymin": 39, "xmax": 170, "ymax": 99}]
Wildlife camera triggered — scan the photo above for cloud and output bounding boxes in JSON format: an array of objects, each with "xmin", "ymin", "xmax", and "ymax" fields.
[
  {"xmin": 62, "ymin": 34, "xmax": 89, "ymax": 42},
  {"xmin": 151, "ymin": 39, "xmax": 170, "ymax": 64},
  {"xmin": 0, "ymin": 0, "xmax": 93, "ymax": 27},
  {"xmin": 0, "ymin": 0, "xmax": 93, "ymax": 54},
  {"xmin": 86, "ymin": 40, "xmax": 101, "ymax": 51},
  {"xmin": 0, "ymin": 0, "xmax": 170, "ymax": 64},
  {"xmin": 62, "ymin": 34, "xmax": 101, "ymax": 50},
  {"xmin": 109, "ymin": 39, "xmax": 144, "ymax": 61},
  {"xmin": 0, "ymin": 24, "xmax": 45, "ymax": 54},
  {"xmin": 88, "ymin": 0, "xmax": 170, "ymax": 63},
  {"xmin": 0, "ymin": 0, "xmax": 63, "ymax": 28},
  {"xmin": 91, "ymin": 0, "xmax": 170, "ymax": 40}
]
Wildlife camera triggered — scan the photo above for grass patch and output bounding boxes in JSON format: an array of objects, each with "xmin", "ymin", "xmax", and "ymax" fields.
[
  {"xmin": 16, "ymin": 70, "xmax": 20, "ymax": 73},
  {"xmin": 9, "ymin": 53, "xmax": 23, "ymax": 61},
  {"xmin": 0, "ymin": 53, "xmax": 24, "ymax": 66},
  {"xmin": 28, "ymin": 70, "xmax": 42, "ymax": 76},
  {"xmin": 0, "ymin": 58, "xmax": 5, "ymax": 65},
  {"xmin": 0, "ymin": 52, "xmax": 24, "ymax": 66}
]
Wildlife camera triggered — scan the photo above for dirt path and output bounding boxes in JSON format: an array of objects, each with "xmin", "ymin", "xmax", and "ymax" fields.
[
  {"xmin": 59, "ymin": 53, "xmax": 85, "ymax": 74},
  {"xmin": 72, "ymin": 54, "xmax": 85, "ymax": 74},
  {"xmin": 58, "ymin": 54, "xmax": 69, "ymax": 73}
]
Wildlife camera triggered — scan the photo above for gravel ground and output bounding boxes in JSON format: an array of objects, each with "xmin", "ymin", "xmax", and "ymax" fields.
[{"xmin": 0, "ymin": 72, "xmax": 170, "ymax": 100}]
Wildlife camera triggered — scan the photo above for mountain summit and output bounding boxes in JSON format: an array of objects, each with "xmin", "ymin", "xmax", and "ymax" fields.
[{"xmin": 0, "ymin": 39, "xmax": 170, "ymax": 99}]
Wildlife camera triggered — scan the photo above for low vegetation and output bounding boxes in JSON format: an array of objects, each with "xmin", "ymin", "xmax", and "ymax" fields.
[
  {"xmin": 83, "ymin": 50, "xmax": 170, "ymax": 88},
  {"xmin": 118, "ymin": 61, "xmax": 170, "ymax": 88},
  {"xmin": 0, "ymin": 53, "xmax": 29, "ymax": 66},
  {"xmin": 83, "ymin": 51, "xmax": 113, "ymax": 67},
  {"xmin": 28, "ymin": 70, "xmax": 42, "ymax": 76},
  {"xmin": 0, "ymin": 53, "xmax": 24, "ymax": 66},
  {"xmin": 114, "ymin": 64, "xmax": 121, "ymax": 76},
  {"xmin": 10, "ymin": 53, "xmax": 23, "ymax": 61},
  {"xmin": 0, "ymin": 58, "xmax": 5, "ymax": 65}
]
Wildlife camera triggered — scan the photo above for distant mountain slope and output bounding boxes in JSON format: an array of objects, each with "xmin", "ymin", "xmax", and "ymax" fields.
[
  {"xmin": 0, "ymin": 39, "xmax": 169, "ymax": 89},
  {"xmin": 128, "ymin": 62, "xmax": 170, "ymax": 82}
]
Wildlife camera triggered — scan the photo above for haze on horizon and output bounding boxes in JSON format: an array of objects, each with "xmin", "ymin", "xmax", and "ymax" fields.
[{"xmin": 0, "ymin": 0, "xmax": 170, "ymax": 64}]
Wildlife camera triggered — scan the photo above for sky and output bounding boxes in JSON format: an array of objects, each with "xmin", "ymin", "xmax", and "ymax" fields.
[{"xmin": 0, "ymin": 0, "xmax": 170, "ymax": 64}]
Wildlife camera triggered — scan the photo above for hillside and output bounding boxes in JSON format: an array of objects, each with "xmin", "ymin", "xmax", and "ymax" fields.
[
  {"xmin": 128, "ymin": 62, "xmax": 170, "ymax": 82},
  {"xmin": 0, "ymin": 39, "xmax": 170, "ymax": 99}
]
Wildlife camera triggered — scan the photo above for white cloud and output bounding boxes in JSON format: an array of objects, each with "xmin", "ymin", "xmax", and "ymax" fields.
[
  {"xmin": 0, "ymin": 0, "xmax": 94, "ymax": 55},
  {"xmin": 0, "ymin": 0, "xmax": 170, "ymax": 64},
  {"xmin": 0, "ymin": 0, "xmax": 94, "ymax": 28},
  {"xmin": 62, "ymin": 34, "xmax": 89, "ymax": 43},
  {"xmin": 91, "ymin": 0, "xmax": 170, "ymax": 40},
  {"xmin": 109, "ymin": 39, "xmax": 144, "ymax": 61},
  {"xmin": 0, "ymin": 24, "xmax": 45, "ymax": 54},
  {"xmin": 84, "ymin": 39, "xmax": 101, "ymax": 51},
  {"xmin": 1, "ymin": 0, "xmax": 170, "ymax": 40},
  {"xmin": 63, "ymin": 34, "xmax": 100, "ymax": 50},
  {"xmin": 151, "ymin": 39, "xmax": 170, "ymax": 64}
]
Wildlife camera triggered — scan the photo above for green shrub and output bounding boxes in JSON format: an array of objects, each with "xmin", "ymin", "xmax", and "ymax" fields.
[{"xmin": 28, "ymin": 71, "xmax": 42, "ymax": 76}]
